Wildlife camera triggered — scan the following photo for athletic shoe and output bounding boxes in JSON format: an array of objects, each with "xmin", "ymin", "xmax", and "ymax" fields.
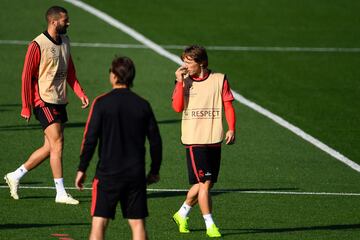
[
  {"xmin": 55, "ymin": 194, "xmax": 79, "ymax": 205},
  {"xmin": 4, "ymin": 173, "xmax": 19, "ymax": 200},
  {"xmin": 172, "ymin": 211, "xmax": 190, "ymax": 233},
  {"xmin": 206, "ymin": 224, "xmax": 222, "ymax": 238}
]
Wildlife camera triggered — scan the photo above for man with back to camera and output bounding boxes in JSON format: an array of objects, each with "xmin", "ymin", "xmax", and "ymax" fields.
[
  {"xmin": 75, "ymin": 56, "xmax": 162, "ymax": 240},
  {"xmin": 4, "ymin": 6, "xmax": 89, "ymax": 204}
]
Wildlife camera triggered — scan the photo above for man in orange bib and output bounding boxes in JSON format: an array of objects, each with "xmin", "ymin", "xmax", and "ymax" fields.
[
  {"xmin": 172, "ymin": 45, "xmax": 236, "ymax": 237},
  {"xmin": 4, "ymin": 6, "xmax": 89, "ymax": 204}
]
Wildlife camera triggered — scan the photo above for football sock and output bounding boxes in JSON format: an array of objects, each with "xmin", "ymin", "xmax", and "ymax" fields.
[
  {"xmin": 54, "ymin": 178, "xmax": 67, "ymax": 197},
  {"xmin": 178, "ymin": 202, "xmax": 192, "ymax": 218},
  {"xmin": 203, "ymin": 214, "xmax": 215, "ymax": 229},
  {"xmin": 12, "ymin": 165, "xmax": 28, "ymax": 180}
]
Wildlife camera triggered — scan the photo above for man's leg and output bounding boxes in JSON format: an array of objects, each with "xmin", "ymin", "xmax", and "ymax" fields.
[
  {"xmin": 198, "ymin": 180, "xmax": 221, "ymax": 237},
  {"xmin": 198, "ymin": 180, "xmax": 212, "ymax": 214},
  {"xmin": 45, "ymin": 123, "xmax": 78, "ymax": 204},
  {"xmin": 178, "ymin": 183, "xmax": 199, "ymax": 218},
  {"xmin": 4, "ymin": 136, "xmax": 50, "ymax": 199},
  {"xmin": 185, "ymin": 183, "xmax": 199, "ymax": 206},
  {"xmin": 44, "ymin": 123, "xmax": 64, "ymax": 179},
  {"xmin": 90, "ymin": 216, "xmax": 109, "ymax": 240},
  {"xmin": 173, "ymin": 183, "xmax": 200, "ymax": 233},
  {"xmin": 24, "ymin": 135, "xmax": 51, "ymax": 170},
  {"xmin": 128, "ymin": 219, "xmax": 148, "ymax": 240}
]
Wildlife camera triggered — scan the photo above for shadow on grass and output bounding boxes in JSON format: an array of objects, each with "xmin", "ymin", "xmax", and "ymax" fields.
[
  {"xmin": 74, "ymin": 195, "xmax": 92, "ymax": 203},
  {"xmin": 0, "ymin": 104, "xmax": 21, "ymax": 107},
  {"xmin": 157, "ymin": 119, "xmax": 181, "ymax": 125},
  {"xmin": 219, "ymin": 223, "xmax": 360, "ymax": 236},
  {"xmin": 0, "ymin": 182, "xmax": 50, "ymax": 187},
  {"xmin": 0, "ymin": 122, "xmax": 86, "ymax": 131},
  {"xmin": 0, "ymin": 222, "xmax": 89, "ymax": 230},
  {"xmin": 0, "ymin": 103, "xmax": 21, "ymax": 112},
  {"xmin": 20, "ymin": 196, "xmax": 55, "ymax": 200},
  {"xmin": 0, "ymin": 119, "xmax": 180, "ymax": 131},
  {"xmin": 18, "ymin": 181, "xmax": 44, "ymax": 185},
  {"xmin": 0, "ymin": 109, "xmax": 12, "ymax": 113},
  {"xmin": 147, "ymin": 187, "xmax": 299, "ymax": 199}
]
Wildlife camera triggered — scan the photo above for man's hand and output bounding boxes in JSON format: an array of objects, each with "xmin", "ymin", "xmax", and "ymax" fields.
[
  {"xmin": 146, "ymin": 173, "xmax": 160, "ymax": 185},
  {"xmin": 75, "ymin": 171, "xmax": 86, "ymax": 190},
  {"xmin": 21, "ymin": 109, "xmax": 31, "ymax": 123},
  {"xmin": 175, "ymin": 65, "xmax": 188, "ymax": 82},
  {"xmin": 80, "ymin": 96, "xmax": 89, "ymax": 109},
  {"xmin": 22, "ymin": 115, "xmax": 30, "ymax": 123},
  {"xmin": 225, "ymin": 130, "xmax": 235, "ymax": 145}
]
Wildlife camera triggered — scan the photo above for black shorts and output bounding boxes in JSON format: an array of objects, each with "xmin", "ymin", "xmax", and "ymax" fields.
[
  {"xmin": 33, "ymin": 103, "xmax": 68, "ymax": 130},
  {"xmin": 91, "ymin": 178, "xmax": 148, "ymax": 220},
  {"xmin": 186, "ymin": 144, "xmax": 221, "ymax": 184}
]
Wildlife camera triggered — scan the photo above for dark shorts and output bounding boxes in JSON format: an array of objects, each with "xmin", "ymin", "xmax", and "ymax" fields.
[
  {"xmin": 91, "ymin": 178, "xmax": 148, "ymax": 220},
  {"xmin": 185, "ymin": 144, "xmax": 221, "ymax": 184},
  {"xmin": 33, "ymin": 103, "xmax": 68, "ymax": 130}
]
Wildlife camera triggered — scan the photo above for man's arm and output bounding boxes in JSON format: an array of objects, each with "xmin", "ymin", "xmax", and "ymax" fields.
[
  {"xmin": 78, "ymin": 97, "xmax": 102, "ymax": 174},
  {"xmin": 146, "ymin": 104, "xmax": 162, "ymax": 184},
  {"xmin": 222, "ymin": 78, "xmax": 236, "ymax": 144},
  {"xmin": 21, "ymin": 42, "xmax": 40, "ymax": 120},
  {"xmin": 172, "ymin": 81, "xmax": 184, "ymax": 112},
  {"xmin": 67, "ymin": 55, "xmax": 89, "ymax": 108}
]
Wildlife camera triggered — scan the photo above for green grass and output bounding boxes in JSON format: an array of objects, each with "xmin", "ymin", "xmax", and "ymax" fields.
[
  {"xmin": 83, "ymin": 0, "xmax": 360, "ymax": 162},
  {"xmin": 1, "ymin": 0, "xmax": 360, "ymax": 239}
]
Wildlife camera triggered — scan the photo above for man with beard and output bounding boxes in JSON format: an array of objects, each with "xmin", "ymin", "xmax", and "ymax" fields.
[{"xmin": 4, "ymin": 6, "xmax": 89, "ymax": 204}]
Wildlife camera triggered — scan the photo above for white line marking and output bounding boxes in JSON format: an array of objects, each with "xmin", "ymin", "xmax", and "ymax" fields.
[
  {"xmin": 1, "ymin": 39, "xmax": 360, "ymax": 53},
  {"xmin": 64, "ymin": 0, "xmax": 182, "ymax": 64},
  {"xmin": 163, "ymin": 45, "xmax": 360, "ymax": 53},
  {"xmin": 1, "ymin": 185, "xmax": 360, "ymax": 196},
  {"xmin": 232, "ymin": 92, "xmax": 360, "ymax": 172},
  {"xmin": 63, "ymin": 0, "xmax": 360, "ymax": 172},
  {"xmin": 33, "ymin": 0, "xmax": 354, "ymax": 172}
]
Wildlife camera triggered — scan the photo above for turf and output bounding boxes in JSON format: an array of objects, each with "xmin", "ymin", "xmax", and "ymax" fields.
[{"xmin": 0, "ymin": 0, "xmax": 360, "ymax": 239}]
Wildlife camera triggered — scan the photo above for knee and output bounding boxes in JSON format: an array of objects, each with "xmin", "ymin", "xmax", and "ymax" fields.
[
  {"xmin": 199, "ymin": 181, "xmax": 213, "ymax": 195},
  {"xmin": 50, "ymin": 136, "xmax": 64, "ymax": 153},
  {"xmin": 200, "ymin": 181, "xmax": 212, "ymax": 190},
  {"xmin": 42, "ymin": 141, "xmax": 51, "ymax": 153},
  {"xmin": 129, "ymin": 219, "xmax": 146, "ymax": 232}
]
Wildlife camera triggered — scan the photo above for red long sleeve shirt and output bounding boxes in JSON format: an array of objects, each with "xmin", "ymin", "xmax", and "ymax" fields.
[
  {"xmin": 172, "ymin": 73, "xmax": 236, "ymax": 131},
  {"xmin": 21, "ymin": 41, "xmax": 86, "ymax": 118}
]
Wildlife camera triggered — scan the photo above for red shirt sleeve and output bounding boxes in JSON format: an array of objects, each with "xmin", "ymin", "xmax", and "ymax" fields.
[
  {"xmin": 21, "ymin": 41, "xmax": 40, "ymax": 118},
  {"xmin": 172, "ymin": 81, "xmax": 184, "ymax": 112},
  {"xmin": 224, "ymin": 101, "xmax": 236, "ymax": 131},
  {"xmin": 222, "ymin": 78, "xmax": 236, "ymax": 131},
  {"xmin": 222, "ymin": 78, "xmax": 234, "ymax": 102},
  {"xmin": 67, "ymin": 55, "xmax": 86, "ymax": 99}
]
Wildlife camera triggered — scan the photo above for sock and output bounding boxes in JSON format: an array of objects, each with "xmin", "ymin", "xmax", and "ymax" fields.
[
  {"xmin": 178, "ymin": 202, "xmax": 192, "ymax": 218},
  {"xmin": 12, "ymin": 165, "xmax": 28, "ymax": 180},
  {"xmin": 203, "ymin": 214, "xmax": 215, "ymax": 229},
  {"xmin": 54, "ymin": 178, "xmax": 67, "ymax": 197}
]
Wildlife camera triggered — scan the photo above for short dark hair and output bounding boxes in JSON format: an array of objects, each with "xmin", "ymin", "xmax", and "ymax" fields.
[
  {"xmin": 181, "ymin": 45, "xmax": 208, "ymax": 68},
  {"xmin": 110, "ymin": 56, "xmax": 136, "ymax": 87},
  {"xmin": 45, "ymin": 6, "xmax": 67, "ymax": 22}
]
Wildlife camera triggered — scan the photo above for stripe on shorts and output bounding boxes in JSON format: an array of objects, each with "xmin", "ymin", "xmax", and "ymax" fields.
[
  {"xmin": 189, "ymin": 146, "xmax": 200, "ymax": 182},
  {"xmin": 43, "ymin": 107, "xmax": 54, "ymax": 122},
  {"xmin": 91, "ymin": 178, "xmax": 99, "ymax": 216}
]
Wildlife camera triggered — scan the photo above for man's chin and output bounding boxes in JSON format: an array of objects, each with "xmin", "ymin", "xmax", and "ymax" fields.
[{"xmin": 57, "ymin": 28, "xmax": 67, "ymax": 35}]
